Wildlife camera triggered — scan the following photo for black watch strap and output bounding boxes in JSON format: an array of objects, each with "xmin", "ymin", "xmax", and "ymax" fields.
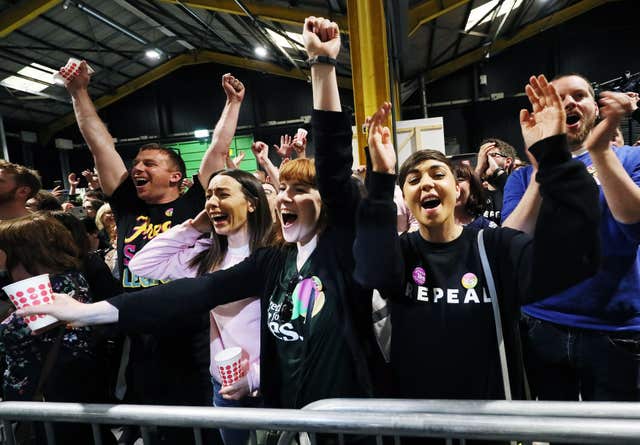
[{"xmin": 306, "ymin": 55, "xmax": 337, "ymax": 67}]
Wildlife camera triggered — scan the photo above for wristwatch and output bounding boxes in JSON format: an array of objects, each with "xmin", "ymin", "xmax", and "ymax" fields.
[{"xmin": 306, "ymin": 55, "xmax": 337, "ymax": 67}]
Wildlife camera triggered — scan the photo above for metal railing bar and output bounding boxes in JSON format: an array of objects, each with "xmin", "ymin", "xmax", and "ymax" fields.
[
  {"xmin": 338, "ymin": 432, "xmax": 345, "ymax": 445},
  {"xmin": 303, "ymin": 399, "xmax": 640, "ymax": 419},
  {"xmin": 44, "ymin": 421, "xmax": 56, "ymax": 445},
  {"xmin": 393, "ymin": 435, "xmax": 400, "ymax": 445},
  {"xmin": 2, "ymin": 402, "xmax": 640, "ymax": 443},
  {"xmin": 277, "ymin": 431, "xmax": 296, "ymax": 445},
  {"xmin": 193, "ymin": 426, "xmax": 203, "ymax": 445},
  {"xmin": 141, "ymin": 425, "xmax": 152, "ymax": 444},
  {"xmin": 249, "ymin": 429, "xmax": 258, "ymax": 445},
  {"xmin": 1, "ymin": 419, "xmax": 16, "ymax": 445},
  {"xmin": 92, "ymin": 423, "xmax": 103, "ymax": 445}
]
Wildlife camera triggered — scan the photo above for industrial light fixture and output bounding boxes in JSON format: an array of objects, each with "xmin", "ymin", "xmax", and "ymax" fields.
[
  {"xmin": 265, "ymin": 29, "xmax": 304, "ymax": 49},
  {"xmin": 1, "ymin": 62, "xmax": 57, "ymax": 94},
  {"xmin": 194, "ymin": 129, "xmax": 209, "ymax": 138},
  {"xmin": 254, "ymin": 46, "xmax": 267, "ymax": 58},
  {"xmin": 145, "ymin": 49, "xmax": 162, "ymax": 60},
  {"xmin": 465, "ymin": 0, "xmax": 523, "ymax": 31}
]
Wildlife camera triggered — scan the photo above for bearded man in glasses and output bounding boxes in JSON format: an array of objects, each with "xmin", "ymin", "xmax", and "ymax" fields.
[{"xmin": 473, "ymin": 138, "xmax": 518, "ymax": 224}]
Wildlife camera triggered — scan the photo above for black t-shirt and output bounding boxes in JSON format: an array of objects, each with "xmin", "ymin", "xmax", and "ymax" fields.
[
  {"xmin": 109, "ymin": 109, "xmax": 376, "ymax": 409},
  {"xmin": 108, "ymin": 177, "xmax": 209, "ymax": 407},
  {"xmin": 390, "ymin": 230, "xmax": 501, "ymax": 399},
  {"xmin": 109, "ymin": 177, "xmax": 204, "ymax": 291},
  {"xmin": 354, "ymin": 134, "xmax": 601, "ymax": 401},
  {"xmin": 267, "ymin": 246, "xmax": 362, "ymax": 408}
]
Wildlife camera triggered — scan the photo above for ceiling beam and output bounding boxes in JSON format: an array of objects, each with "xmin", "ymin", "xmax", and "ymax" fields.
[
  {"xmin": 425, "ymin": 0, "xmax": 616, "ymax": 83},
  {"xmin": 191, "ymin": 50, "xmax": 352, "ymax": 89},
  {"xmin": 160, "ymin": 0, "xmax": 348, "ymax": 30},
  {"xmin": 41, "ymin": 50, "xmax": 352, "ymax": 141},
  {"xmin": 41, "ymin": 53, "xmax": 193, "ymax": 141},
  {"xmin": 0, "ymin": 0, "xmax": 61, "ymax": 38},
  {"xmin": 408, "ymin": 0, "xmax": 471, "ymax": 37}
]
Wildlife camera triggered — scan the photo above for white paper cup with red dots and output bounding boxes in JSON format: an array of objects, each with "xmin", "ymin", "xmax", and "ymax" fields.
[
  {"xmin": 293, "ymin": 128, "xmax": 308, "ymax": 148},
  {"xmin": 214, "ymin": 347, "xmax": 245, "ymax": 386},
  {"xmin": 53, "ymin": 58, "xmax": 95, "ymax": 85},
  {"xmin": 3, "ymin": 274, "xmax": 60, "ymax": 333}
]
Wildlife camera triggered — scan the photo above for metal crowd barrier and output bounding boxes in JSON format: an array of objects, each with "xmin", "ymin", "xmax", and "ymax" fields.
[
  {"xmin": 0, "ymin": 400, "xmax": 640, "ymax": 445},
  {"xmin": 303, "ymin": 398, "xmax": 640, "ymax": 419}
]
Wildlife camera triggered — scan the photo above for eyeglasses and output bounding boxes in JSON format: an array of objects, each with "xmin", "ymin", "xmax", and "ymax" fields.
[{"xmin": 488, "ymin": 152, "xmax": 508, "ymax": 158}]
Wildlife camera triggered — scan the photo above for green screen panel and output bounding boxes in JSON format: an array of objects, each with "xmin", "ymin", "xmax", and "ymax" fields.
[{"xmin": 172, "ymin": 135, "xmax": 256, "ymax": 178}]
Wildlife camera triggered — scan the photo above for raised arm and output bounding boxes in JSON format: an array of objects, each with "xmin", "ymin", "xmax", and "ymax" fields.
[
  {"xmin": 198, "ymin": 74, "xmax": 245, "ymax": 189},
  {"xmin": 585, "ymin": 91, "xmax": 640, "ymax": 224},
  {"xmin": 251, "ymin": 141, "xmax": 280, "ymax": 189},
  {"xmin": 303, "ymin": 16, "xmax": 357, "ymax": 223},
  {"xmin": 500, "ymin": 76, "xmax": 599, "ymax": 300},
  {"xmin": 67, "ymin": 172, "xmax": 79, "ymax": 197},
  {"xmin": 353, "ymin": 103, "xmax": 404, "ymax": 292},
  {"xmin": 304, "ymin": 16, "xmax": 341, "ymax": 112},
  {"xmin": 65, "ymin": 61, "xmax": 127, "ymax": 196},
  {"xmin": 502, "ymin": 75, "xmax": 559, "ymax": 233}
]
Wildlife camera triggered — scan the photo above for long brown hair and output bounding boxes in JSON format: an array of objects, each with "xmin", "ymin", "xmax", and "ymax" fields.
[
  {"xmin": 0, "ymin": 213, "xmax": 81, "ymax": 276},
  {"xmin": 188, "ymin": 169, "xmax": 276, "ymax": 276}
]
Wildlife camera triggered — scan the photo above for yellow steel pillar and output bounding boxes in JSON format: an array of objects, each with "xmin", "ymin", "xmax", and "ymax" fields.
[{"xmin": 347, "ymin": 0, "xmax": 392, "ymax": 164}]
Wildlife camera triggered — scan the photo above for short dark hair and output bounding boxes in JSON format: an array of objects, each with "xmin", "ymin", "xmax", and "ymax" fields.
[
  {"xmin": 138, "ymin": 143, "xmax": 187, "ymax": 181},
  {"xmin": 480, "ymin": 138, "xmax": 517, "ymax": 160},
  {"xmin": 32, "ymin": 190, "xmax": 62, "ymax": 211},
  {"xmin": 398, "ymin": 150, "xmax": 453, "ymax": 190},
  {"xmin": 551, "ymin": 72, "xmax": 595, "ymax": 99},
  {"xmin": 83, "ymin": 198, "xmax": 104, "ymax": 212},
  {"xmin": 0, "ymin": 160, "xmax": 42, "ymax": 199},
  {"xmin": 84, "ymin": 189, "xmax": 106, "ymax": 201}
]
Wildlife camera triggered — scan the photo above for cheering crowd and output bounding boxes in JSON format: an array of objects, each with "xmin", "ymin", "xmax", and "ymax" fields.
[{"xmin": 1, "ymin": 15, "xmax": 639, "ymax": 445}]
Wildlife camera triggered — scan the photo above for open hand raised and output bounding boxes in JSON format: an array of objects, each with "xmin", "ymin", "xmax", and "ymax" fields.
[
  {"xmin": 367, "ymin": 102, "xmax": 395, "ymax": 174},
  {"xmin": 520, "ymin": 74, "xmax": 566, "ymax": 151}
]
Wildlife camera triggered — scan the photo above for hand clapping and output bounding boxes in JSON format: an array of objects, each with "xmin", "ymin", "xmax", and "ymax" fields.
[
  {"xmin": 367, "ymin": 102, "xmax": 395, "ymax": 174},
  {"xmin": 520, "ymin": 74, "xmax": 566, "ymax": 151}
]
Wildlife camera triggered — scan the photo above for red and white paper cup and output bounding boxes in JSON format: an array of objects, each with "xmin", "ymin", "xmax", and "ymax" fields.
[
  {"xmin": 3, "ymin": 274, "xmax": 59, "ymax": 333},
  {"xmin": 214, "ymin": 347, "xmax": 245, "ymax": 386},
  {"xmin": 53, "ymin": 58, "xmax": 95, "ymax": 84},
  {"xmin": 293, "ymin": 128, "xmax": 308, "ymax": 148}
]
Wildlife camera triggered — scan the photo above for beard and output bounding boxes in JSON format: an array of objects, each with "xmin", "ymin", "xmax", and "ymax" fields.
[
  {"xmin": 567, "ymin": 113, "xmax": 597, "ymax": 150},
  {"xmin": 0, "ymin": 186, "xmax": 18, "ymax": 204}
]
